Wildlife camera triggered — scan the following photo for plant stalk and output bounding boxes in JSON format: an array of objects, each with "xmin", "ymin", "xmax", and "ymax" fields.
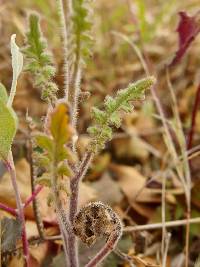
[
  {"xmin": 5, "ymin": 152, "xmax": 30, "ymax": 267},
  {"xmin": 67, "ymin": 152, "xmax": 93, "ymax": 267},
  {"xmin": 24, "ymin": 185, "xmax": 43, "ymax": 208},
  {"xmin": 85, "ymin": 231, "xmax": 121, "ymax": 267},
  {"xmin": 57, "ymin": 0, "xmax": 70, "ymax": 101},
  {"xmin": 51, "ymin": 157, "xmax": 71, "ymax": 267}
]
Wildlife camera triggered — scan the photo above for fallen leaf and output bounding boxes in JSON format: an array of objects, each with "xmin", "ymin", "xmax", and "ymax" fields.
[
  {"xmin": 91, "ymin": 172, "xmax": 123, "ymax": 205},
  {"xmin": 110, "ymin": 164, "xmax": 161, "ymax": 203},
  {"xmin": 0, "ymin": 159, "xmax": 57, "ymax": 223},
  {"xmin": 79, "ymin": 182, "xmax": 97, "ymax": 207}
]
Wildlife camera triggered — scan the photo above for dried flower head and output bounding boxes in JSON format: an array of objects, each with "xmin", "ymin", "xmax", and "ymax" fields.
[{"xmin": 73, "ymin": 201, "xmax": 122, "ymax": 247}]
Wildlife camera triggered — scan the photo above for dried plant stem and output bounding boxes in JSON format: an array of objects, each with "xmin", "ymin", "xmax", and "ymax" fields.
[
  {"xmin": 166, "ymin": 69, "xmax": 191, "ymax": 267},
  {"xmin": 185, "ymin": 209, "xmax": 191, "ymax": 267},
  {"xmin": 162, "ymin": 232, "xmax": 171, "ymax": 267},
  {"xmin": 5, "ymin": 152, "xmax": 30, "ymax": 267},
  {"xmin": 161, "ymin": 172, "xmax": 167, "ymax": 260},
  {"xmin": 57, "ymin": 0, "xmax": 70, "ymax": 101},
  {"xmin": 112, "ymin": 31, "xmax": 149, "ymax": 76},
  {"xmin": 67, "ymin": 152, "xmax": 93, "ymax": 267},
  {"xmin": 124, "ymin": 217, "xmax": 200, "ymax": 232}
]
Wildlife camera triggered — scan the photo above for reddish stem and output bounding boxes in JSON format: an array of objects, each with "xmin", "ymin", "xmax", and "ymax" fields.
[
  {"xmin": 24, "ymin": 185, "xmax": 43, "ymax": 208},
  {"xmin": 68, "ymin": 152, "xmax": 93, "ymax": 267},
  {"xmin": 187, "ymin": 82, "xmax": 200, "ymax": 149},
  {"xmin": 5, "ymin": 153, "xmax": 30, "ymax": 267},
  {"xmin": 0, "ymin": 202, "xmax": 17, "ymax": 216},
  {"xmin": 85, "ymin": 232, "xmax": 120, "ymax": 267}
]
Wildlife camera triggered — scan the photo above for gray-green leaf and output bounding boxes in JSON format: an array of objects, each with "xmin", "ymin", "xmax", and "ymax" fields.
[{"xmin": 0, "ymin": 100, "xmax": 17, "ymax": 159}]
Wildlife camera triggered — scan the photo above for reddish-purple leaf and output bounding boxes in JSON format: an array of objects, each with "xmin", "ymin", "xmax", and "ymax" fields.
[{"xmin": 170, "ymin": 11, "xmax": 200, "ymax": 66}]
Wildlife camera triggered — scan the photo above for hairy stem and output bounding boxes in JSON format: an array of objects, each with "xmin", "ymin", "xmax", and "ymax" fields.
[
  {"xmin": 85, "ymin": 228, "xmax": 122, "ymax": 267},
  {"xmin": 5, "ymin": 152, "xmax": 30, "ymax": 267},
  {"xmin": 67, "ymin": 152, "xmax": 93, "ymax": 267},
  {"xmin": 72, "ymin": 67, "xmax": 82, "ymax": 150},
  {"xmin": 57, "ymin": 0, "xmax": 70, "ymax": 101},
  {"xmin": 51, "ymin": 157, "xmax": 71, "ymax": 267}
]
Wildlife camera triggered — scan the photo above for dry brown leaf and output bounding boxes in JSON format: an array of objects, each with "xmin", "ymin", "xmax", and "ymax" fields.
[
  {"xmin": 130, "ymin": 202, "xmax": 156, "ymax": 219},
  {"xmin": 26, "ymin": 221, "xmax": 49, "ymax": 265},
  {"xmin": 110, "ymin": 164, "xmax": 161, "ymax": 203},
  {"xmin": 79, "ymin": 182, "xmax": 97, "ymax": 207},
  {"xmin": 91, "ymin": 172, "xmax": 123, "ymax": 205},
  {"xmin": 0, "ymin": 159, "xmax": 32, "ymax": 214},
  {"xmin": 0, "ymin": 159, "xmax": 57, "ymax": 223},
  {"xmin": 111, "ymin": 136, "xmax": 149, "ymax": 162}
]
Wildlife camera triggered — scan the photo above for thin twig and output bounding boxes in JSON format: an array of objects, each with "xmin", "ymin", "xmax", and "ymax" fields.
[
  {"xmin": 161, "ymin": 172, "xmax": 167, "ymax": 260},
  {"xmin": 23, "ymin": 186, "xmax": 43, "ymax": 208},
  {"xmin": 166, "ymin": 68, "xmax": 191, "ymax": 267},
  {"xmin": 124, "ymin": 217, "xmax": 200, "ymax": 232},
  {"xmin": 162, "ymin": 232, "xmax": 171, "ymax": 267}
]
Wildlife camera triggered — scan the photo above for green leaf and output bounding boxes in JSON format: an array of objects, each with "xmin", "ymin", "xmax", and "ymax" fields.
[
  {"xmin": 34, "ymin": 102, "xmax": 75, "ymax": 186},
  {"xmin": 35, "ymin": 134, "xmax": 53, "ymax": 155},
  {"xmin": 1, "ymin": 217, "xmax": 22, "ymax": 252},
  {"xmin": 0, "ymin": 100, "xmax": 17, "ymax": 159},
  {"xmin": 0, "ymin": 83, "xmax": 8, "ymax": 103},
  {"xmin": 69, "ymin": 0, "xmax": 93, "ymax": 74},
  {"xmin": 57, "ymin": 163, "xmax": 73, "ymax": 177},
  {"xmin": 34, "ymin": 152, "xmax": 50, "ymax": 168},
  {"xmin": 57, "ymin": 146, "xmax": 76, "ymax": 163},
  {"xmin": 36, "ymin": 173, "xmax": 51, "ymax": 187},
  {"xmin": 88, "ymin": 76, "xmax": 156, "ymax": 152},
  {"xmin": 23, "ymin": 13, "xmax": 58, "ymax": 102},
  {"xmin": 109, "ymin": 113, "xmax": 121, "ymax": 128},
  {"xmin": 91, "ymin": 107, "xmax": 107, "ymax": 124}
]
